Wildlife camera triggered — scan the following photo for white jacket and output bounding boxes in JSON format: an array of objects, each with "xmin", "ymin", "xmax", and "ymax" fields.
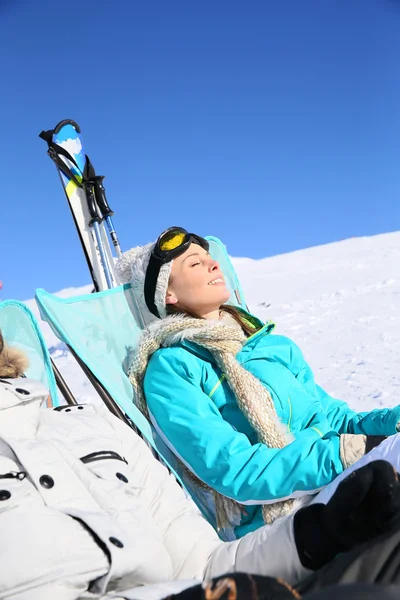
[{"xmin": 0, "ymin": 378, "xmax": 307, "ymax": 600}]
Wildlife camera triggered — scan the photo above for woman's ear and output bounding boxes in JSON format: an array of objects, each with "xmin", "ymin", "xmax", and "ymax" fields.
[{"xmin": 166, "ymin": 290, "xmax": 178, "ymax": 306}]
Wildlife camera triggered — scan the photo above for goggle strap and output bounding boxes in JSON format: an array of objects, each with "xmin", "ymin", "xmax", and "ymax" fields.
[{"xmin": 144, "ymin": 253, "xmax": 162, "ymax": 317}]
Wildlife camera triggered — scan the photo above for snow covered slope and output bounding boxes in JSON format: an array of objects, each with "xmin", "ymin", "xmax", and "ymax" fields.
[{"xmin": 26, "ymin": 231, "xmax": 400, "ymax": 411}]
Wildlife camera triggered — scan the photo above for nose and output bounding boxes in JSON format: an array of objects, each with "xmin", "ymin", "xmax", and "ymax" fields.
[{"xmin": 208, "ymin": 258, "xmax": 219, "ymax": 272}]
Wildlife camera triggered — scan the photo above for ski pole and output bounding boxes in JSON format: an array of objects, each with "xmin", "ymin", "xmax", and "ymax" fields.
[
  {"xmin": 82, "ymin": 179, "xmax": 114, "ymax": 289},
  {"xmin": 84, "ymin": 156, "xmax": 123, "ymax": 258},
  {"xmin": 92, "ymin": 176, "xmax": 122, "ymax": 258},
  {"xmin": 81, "ymin": 160, "xmax": 147, "ymax": 326}
]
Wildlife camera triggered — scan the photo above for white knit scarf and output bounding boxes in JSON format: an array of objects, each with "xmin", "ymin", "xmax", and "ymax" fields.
[{"xmin": 128, "ymin": 312, "xmax": 306, "ymax": 528}]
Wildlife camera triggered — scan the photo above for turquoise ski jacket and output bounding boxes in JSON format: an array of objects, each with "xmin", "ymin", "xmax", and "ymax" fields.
[{"xmin": 144, "ymin": 316, "xmax": 400, "ymax": 536}]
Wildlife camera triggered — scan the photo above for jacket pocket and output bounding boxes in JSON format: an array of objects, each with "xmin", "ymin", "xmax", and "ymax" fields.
[
  {"xmin": 80, "ymin": 450, "xmax": 132, "ymax": 488},
  {"xmin": 80, "ymin": 450, "xmax": 128, "ymax": 465}
]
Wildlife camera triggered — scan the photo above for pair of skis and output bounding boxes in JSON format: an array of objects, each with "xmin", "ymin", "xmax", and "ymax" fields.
[
  {"xmin": 39, "ymin": 120, "xmax": 122, "ymax": 292},
  {"xmin": 39, "ymin": 121, "xmax": 152, "ymax": 435}
]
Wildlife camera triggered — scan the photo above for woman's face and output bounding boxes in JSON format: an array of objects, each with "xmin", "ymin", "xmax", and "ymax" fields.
[{"xmin": 166, "ymin": 243, "xmax": 230, "ymax": 319}]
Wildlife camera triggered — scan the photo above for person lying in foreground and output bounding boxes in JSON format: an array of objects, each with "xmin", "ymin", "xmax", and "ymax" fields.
[
  {"xmin": 116, "ymin": 226, "xmax": 400, "ymax": 536},
  {"xmin": 1, "ymin": 332, "xmax": 400, "ymax": 600}
]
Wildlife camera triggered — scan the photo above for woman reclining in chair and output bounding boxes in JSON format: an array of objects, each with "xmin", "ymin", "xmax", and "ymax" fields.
[
  {"xmin": 117, "ymin": 226, "xmax": 400, "ymax": 537},
  {"xmin": 1, "ymin": 328, "xmax": 400, "ymax": 599}
]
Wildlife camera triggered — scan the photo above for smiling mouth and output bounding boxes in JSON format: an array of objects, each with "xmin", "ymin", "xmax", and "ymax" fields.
[{"xmin": 208, "ymin": 278, "xmax": 224, "ymax": 285}]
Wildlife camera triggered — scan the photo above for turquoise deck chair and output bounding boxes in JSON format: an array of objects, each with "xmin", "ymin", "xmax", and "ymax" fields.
[
  {"xmin": 0, "ymin": 300, "xmax": 58, "ymax": 404},
  {"xmin": 35, "ymin": 237, "xmax": 247, "ymax": 538}
]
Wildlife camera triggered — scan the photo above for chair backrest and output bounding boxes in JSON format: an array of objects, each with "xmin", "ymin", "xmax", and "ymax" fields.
[
  {"xmin": 0, "ymin": 300, "xmax": 58, "ymax": 403},
  {"xmin": 35, "ymin": 237, "xmax": 246, "ymax": 538}
]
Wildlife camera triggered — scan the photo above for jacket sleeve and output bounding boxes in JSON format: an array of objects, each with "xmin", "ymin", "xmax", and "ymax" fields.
[
  {"xmin": 315, "ymin": 384, "xmax": 400, "ymax": 436},
  {"xmin": 291, "ymin": 342, "xmax": 400, "ymax": 436},
  {"xmin": 144, "ymin": 348, "xmax": 345, "ymax": 504}
]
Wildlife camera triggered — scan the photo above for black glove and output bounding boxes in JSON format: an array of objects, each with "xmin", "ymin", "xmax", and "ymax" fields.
[
  {"xmin": 365, "ymin": 435, "xmax": 388, "ymax": 453},
  {"xmin": 294, "ymin": 460, "xmax": 400, "ymax": 571}
]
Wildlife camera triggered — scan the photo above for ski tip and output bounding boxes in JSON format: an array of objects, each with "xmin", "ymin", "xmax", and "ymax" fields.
[
  {"xmin": 54, "ymin": 119, "xmax": 81, "ymax": 135},
  {"xmin": 39, "ymin": 120, "xmax": 81, "ymax": 142}
]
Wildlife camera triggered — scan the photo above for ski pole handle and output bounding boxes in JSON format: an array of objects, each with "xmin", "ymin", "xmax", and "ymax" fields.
[
  {"xmin": 92, "ymin": 176, "xmax": 114, "ymax": 217},
  {"xmin": 83, "ymin": 183, "xmax": 102, "ymax": 225}
]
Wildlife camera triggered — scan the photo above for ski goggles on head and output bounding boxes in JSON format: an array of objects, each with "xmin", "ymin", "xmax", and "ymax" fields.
[{"xmin": 144, "ymin": 226, "xmax": 209, "ymax": 317}]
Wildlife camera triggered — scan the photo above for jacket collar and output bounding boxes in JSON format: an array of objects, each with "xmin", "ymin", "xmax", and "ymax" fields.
[
  {"xmin": 0, "ymin": 378, "xmax": 49, "ymax": 411},
  {"xmin": 0, "ymin": 378, "xmax": 49, "ymax": 440}
]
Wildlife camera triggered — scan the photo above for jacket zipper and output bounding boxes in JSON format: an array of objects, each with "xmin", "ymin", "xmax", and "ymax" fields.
[
  {"xmin": 287, "ymin": 397, "xmax": 293, "ymax": 433},
  {"xmin": 0, "ymin": 471, "xmax": 26, "ymax": 480}
]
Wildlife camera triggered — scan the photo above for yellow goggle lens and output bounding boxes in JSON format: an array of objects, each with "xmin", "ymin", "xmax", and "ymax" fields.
[{"xmin": 159, "ymin": 231, "xmax": 186, "ymax": 251}]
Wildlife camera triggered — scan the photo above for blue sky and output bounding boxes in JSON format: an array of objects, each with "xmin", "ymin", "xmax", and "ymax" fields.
[{"xmin": 1, "ymin": 0, "xmax": 399, "ymax": 300}]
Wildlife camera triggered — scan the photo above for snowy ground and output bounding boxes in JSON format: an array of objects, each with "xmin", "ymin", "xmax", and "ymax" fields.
[{"xmin": 26, "ymin": 230, "xmax": 400, "ymax": 412}]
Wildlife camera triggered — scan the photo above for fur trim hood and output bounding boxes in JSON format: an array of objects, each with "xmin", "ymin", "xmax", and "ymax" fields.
[{"xmin": 0, "ymin": 331, "xmax": 29, "ymax": 378}]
